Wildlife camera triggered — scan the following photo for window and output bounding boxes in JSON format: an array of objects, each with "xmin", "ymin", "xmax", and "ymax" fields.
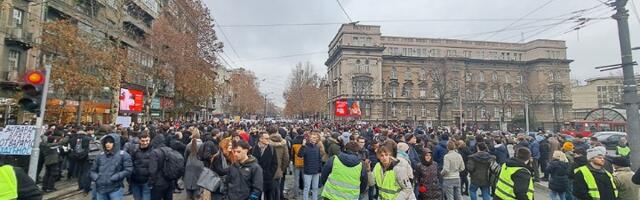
[
  {"xmin": 492, "ymin": 72, "xmax": 498, "ymax": 81},
  {"xmin": 390, "ymin": 85, "xmax": 398, "ymax": 98},
  {"xmin": 364, "ymin": 103, "xmax": 371, "ymax": 116},
  {"xmin": 419, "ymin": 86, "xmax": 427, "ymax": 98},
  {"xmin": 429, "ymin": 49, "xmax": 441, "ymax": 57},
  {"xmin": 494, "ymin": 107, "xmax": 500, "ymax": 118},
  {"xmin": 479, "ymin": 89, "xmax": 485, "ymax": 99},
  {"xmin": 447, "ymin": 50, "xmax": 457, "ymax": 57},
  {"xmin": 481, "ymin": 107, "xmax": 487, "ymax": 118},
  {"xmin": 404, "ymin": 68, "xmax": 412, "ymax": 80},
  {"xmin": 463, "ymin": 50, "xmax": 472, "ymax": 58},
  {"xmin": 465, "ymin": 72, "xmax": 472, "ymax": 81},
  {"xmin": 506, "ymin": 108, "xmax": 512, "ymax": 118},
  {"xmin": 12, "ymin": 8, "xmax": 23, "ymax": 27},
  {"xmin": 493, "ymin": 89, "xmax": 499, "ymax": 99},
  {"xmin": 505, "ymin": 73, "xmax": 510, "ymax": 83},
  {"xmin": 391, "ymin": 104, "xmax": 397, "ymax": 117},
  {"xmin": 478, "ymin": 72, "xmax": 485, "ymax": 82},
  {"xmin": 402, "ymin": 83, "xmax": 413, "ymax": 97},
  {"xmin": 406, "ymin": 105, "xmax": 412, "ymax": 117},
  {"xmin": 421, "ymin": 104, "xmax": 426, "ymax": 117},
  {"xmin": 7, "ymin": 50, "xmax": 20, "ymax": 71},
  {"xmin": 516, "ymin": 75, "xmax": 522, "ymax": 84},
  {"xmin": 391, "ymin": 66, "xmax": 398, "ymax": 79}
]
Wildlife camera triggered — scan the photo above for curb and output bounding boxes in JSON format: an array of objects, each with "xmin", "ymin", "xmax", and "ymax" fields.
[
  {"xmin": 534, "ymin": 181, "xmax": 551, "ymax": 193},
  {"xmin": 42, "ymin": 180, "xmax": 81, "ymax": 200}
]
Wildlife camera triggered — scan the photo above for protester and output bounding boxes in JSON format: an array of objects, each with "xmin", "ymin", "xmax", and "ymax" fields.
[
  {"xmin": 616, "ymin": 137, "xmax": 630, "ymax": 159},
  {"xmin": 183, "ymin": 128, "xmax": 203, "ymax": 200},
  {"xmin": 298, "ymin": 130, "xmax": 324, "ymax": 200},
  {"xmin": 90, "ymin": 133, "xmax": 133, "ymax": 200},
  {"xmin": 320, "ymin": 141, "xmax": 368, "ymax": 200},
  {"xmin": 546, "ymin": 151, "xmax": 570, "ymax": 200},
  {"xmin": 0, "ymin": 161, "xmax": 43, "ymax": 200},
  {"xmin": 415, "ymin": 148, "xmax": 442, "ymax": 200},
  {"xmin": 467, "ymin": 142, "xmax": 495, "ymax": 200},
  {"xmin": 494, "ymin": 148, "xmax": 534, "ymax": 200},
  {"xmin": 228, "ymin": 140, "xmax": 263, "ymax": 200},
  {"xmin": 610, "ymin": 156, "xmax": 638, "ymax": 200},
  {"xmin": 370, "ymin": 142, "xmax": 415, "ymax": 200},
  {"xmin": 130, "ymin": 132, "xmax": 153, "ymax": 200},
  {"xmin": 573, "ymin": 147, "xmax": 618, "ymax": 200},
  {"xmin": 442, "ymin": 140, "xmax": 465, "ymax": 200},
  {"xmin": 269, "ymin": 126, "xmax": 289, "ymax": 200}
]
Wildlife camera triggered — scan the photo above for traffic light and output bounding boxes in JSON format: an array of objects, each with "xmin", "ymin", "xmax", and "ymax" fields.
[{"xmin": 18, "ymin": 70, "xmax": 45, "ymax": 113}]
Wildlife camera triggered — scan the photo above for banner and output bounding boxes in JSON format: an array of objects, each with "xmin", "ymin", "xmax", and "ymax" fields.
[
  {"xmin": 0, "ymin": 125, "xmax": 37, "ymax": 155},
  {"xmin": 350, "ymin": 101, "xmax": 362, "ymax": 116},
  {"xmin": 335, "ymin": 100, "xmax": 349, "ymax": 116}
]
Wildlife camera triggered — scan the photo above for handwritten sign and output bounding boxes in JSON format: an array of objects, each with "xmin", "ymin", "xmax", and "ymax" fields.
[{"xmin": 0, "ymin": 125, "xmax": 37, "ymax": 155}]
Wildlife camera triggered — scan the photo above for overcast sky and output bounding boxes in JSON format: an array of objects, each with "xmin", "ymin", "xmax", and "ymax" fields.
[{"xmin": 203, "ymin": 0, "xmax": 640, "ymax": 107}]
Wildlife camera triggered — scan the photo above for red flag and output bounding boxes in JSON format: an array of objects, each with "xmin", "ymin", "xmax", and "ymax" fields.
[{"xmin": 335, "ymin": 100, "xmax": 348, "ymax": 117}]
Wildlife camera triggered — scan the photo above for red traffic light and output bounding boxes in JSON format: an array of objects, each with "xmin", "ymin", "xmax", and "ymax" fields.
[{"xmin": 24, "ymin": 71, "xmax": 44, "ymax": 85}]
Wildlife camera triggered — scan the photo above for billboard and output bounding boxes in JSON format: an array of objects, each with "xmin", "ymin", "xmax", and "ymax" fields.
[
  {"xmin": 335, "ymin": 99, "xmax": 362, "ymax": 117},
  {"xmin": 119, "ymin": 88, "xmax": 144, "ymax": 112}
]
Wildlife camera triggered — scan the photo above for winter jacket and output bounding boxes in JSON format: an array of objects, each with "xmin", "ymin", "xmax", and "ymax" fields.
[
  {"xmin": 43, "ymin": 138, "xmax": 60, "ymax": 166},
  {"xmin": 548, "ymin": 137, "xmax": 561, "ymax": 158},
  {"xmin": 492, "ymin": 144, "xmax": 510, "ymax": 164},
  {"xmin": 298, "ymin": 143, "xmax": 323, "ymax": 175},
  {"xmin": 546, "ymin": 160, "xmax": 570, "ymax": 192},
  {"xmin": 614, "ymin": 167, "xmax": 639, "ymax": 200},
  {"xmin": 539, "ymin": 139, "xmax": 551, "ymax": 162},
  {"xmin": 514, "ymin": 140, "xmax": 530, "ymax": 153},
  {"xmin": 325, "ymin": 137, "xmax": 341, "ymax": 159},
  {"xmin": 415, "ymin": 161, "xmax": 442, "ymax": 200},
  {"xmin": 320, "ymin": 152, "xmax": 368, "ymax": 192},
  {"xmin": 252, "ymin": 143, "xmax": 278, "ymax": 186},
  {"xmin": 433, "ymin": 140, "xmax": 448, "ymax": 169},
  {"xmin": 367, "ymin": 159, "xmax": 415, "ymax": 200},
  {"xmin": 130, "ymin": 145, "xmax": 153, "ymax": 184},
  {"xmin": 183, "ymin": 140, "xmax": 203, "ymax": 190},
  {"xmin": 573, "ymin": 164, "xmax": 617, "ymax": 200},
  {"xmin": 226, "ymin": 155, "xmax": 263, "ymax": 200},
  {"xmin": 68, "ymin": 133, "xmax": 91, "ymax": 161},
  {"xmin": 292, "ymin": 140, "xmax": 304, "ymax": 168},
  {"xmin": 89, "ymin": 134, "xmax": 133, "ymax": 194},
  {"xmin": 570, "ymin": 155, "xmax": 588, "ymax": 180},
  {"xmin": 494, "ymin": 158, "xmax": 533, "ymax": 200},
  {"xmin": 397, "ymin": 151, "xmax": 414, "ymax": 180},
  {"xmin": 467, "ymin": 151, "xmax": 496, "ymax": 186},
  {"xmin": 169, "ymin": 137, "xmax": 186, "ymax": 155},
  {"xmin": 408, "ymin": 144, "xmax": 420, "ymax": 170},
  {"xmin": 270, "ymin": 134, "xmax": 290, "ymax": 179},
  {"xmin": 148, "ymin": 134, "xmax": 172, "ymax": 188},
  {"xmin": 528, "ymin": 140, "xmax": 540, "ymax": 159},
  {"xmin": 441, "ymin": 150, "xmax": 465, "ymax": 180}
]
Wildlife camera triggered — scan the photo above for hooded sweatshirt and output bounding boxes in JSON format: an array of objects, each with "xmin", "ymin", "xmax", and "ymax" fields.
[
  {"xmin": 270, "ymin": 133, "xmax": 289, "ymax": 179},
  {"xmin": 226, "ymin": 155, "xmax": 263, "ymax": 200},
  {"xmin": 90, "ymin": 133, "xmax": 133, "ymax": 194}
]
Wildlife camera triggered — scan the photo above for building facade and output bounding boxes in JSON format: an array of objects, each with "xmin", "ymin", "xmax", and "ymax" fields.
[
  {"xmin": 326, "ymin": 23, "xmax": 573, "ymax": 131},
  {"xmin": 570, "ymin": 76, "xmax": 640, "ymax": 120}
]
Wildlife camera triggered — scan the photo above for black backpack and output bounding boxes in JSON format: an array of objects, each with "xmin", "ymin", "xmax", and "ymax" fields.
[{"xmin": 160, "ymin": 147, "xmax": 185, "ymax": 180}]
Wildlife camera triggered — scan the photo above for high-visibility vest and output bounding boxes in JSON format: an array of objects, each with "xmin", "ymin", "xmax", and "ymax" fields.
[
  {"xmin": 616, "ymin": 146, "xmax": 631, "ymax": 157},
  {"xmin": 494, "ymin": 164, "xmax": 534, "ymax": 200},
  {"xmin": 373, "ymin": 163, "xmax": 401, "ymax": 200},
  {"xmin": 321, "ymin": 156, "xmax": 362, "ymax": 200},
  {"xmin": 0, "ymin": 165, "xmax": 18, "ymax": 200},
  {"xmin": 574, "ymin": 166, "xmax": 619, "ymax": 199}
]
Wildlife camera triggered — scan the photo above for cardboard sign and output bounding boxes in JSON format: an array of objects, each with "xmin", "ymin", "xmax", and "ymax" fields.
[{"xmin": 0, "ymin": 125, "xmax": 38, "ymax": 155}]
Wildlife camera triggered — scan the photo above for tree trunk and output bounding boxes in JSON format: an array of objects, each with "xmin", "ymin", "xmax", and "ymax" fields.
[{"xmin": 75, "ymin": 95, "xmax": 82, "ymax": 126}]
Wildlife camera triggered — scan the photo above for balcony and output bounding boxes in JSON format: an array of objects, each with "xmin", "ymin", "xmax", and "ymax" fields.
[
  {"xmin": 123, "ymin": 15, "xmax": 151, "ymax": 34},
  {"xmin": 5, "ymin": 28, "xmax": 33, "ymax": 49}
]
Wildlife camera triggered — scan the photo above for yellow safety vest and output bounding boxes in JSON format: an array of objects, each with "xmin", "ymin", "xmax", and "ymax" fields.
[
  {"xmin": 495, "ymin": 164, "xmax": 534, "ymax": 200},
  {"xmin": 0, "ymin": 165, "xmax": 18, "ymax": 200},
  {"xmin": 574, "ymin": 166, "xmax": 619, "ymax": 199},
  {"xmin": 321, "ymin": 156, "xmax": 362, "ymax": 200},
  {"xmin": 616, "ymin": 146, "xmax": 631, "ymax": 157},
  {"xmin": 373, "ymin": 163, "xmax": 401, "ymax": 200}
]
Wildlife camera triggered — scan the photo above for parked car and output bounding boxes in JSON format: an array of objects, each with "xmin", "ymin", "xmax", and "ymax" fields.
[{"xmin": 593, "ymin": 131, "xmax": 627, "ymax": 149}]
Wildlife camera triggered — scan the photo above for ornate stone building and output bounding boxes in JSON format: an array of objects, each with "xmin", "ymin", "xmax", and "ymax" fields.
[{"xmin": 325, "ymin": 23, "xmax": 573, "ymax": 130}]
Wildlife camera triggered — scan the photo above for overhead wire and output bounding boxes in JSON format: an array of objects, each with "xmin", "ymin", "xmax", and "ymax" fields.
[
  {"xmin": 211, "ymin": 14, "xmax": 242, "ymax": 62},
  {"xmin": 335, "ymin": 0, "xmax": 353, "ymax": 22},
  {"xmin": 482, "ymin": 0, "xmax": 556, "ymax": 41},
  {"xmin": 520, "ymin": 4, "xmax": 614, "ymax": 42}
]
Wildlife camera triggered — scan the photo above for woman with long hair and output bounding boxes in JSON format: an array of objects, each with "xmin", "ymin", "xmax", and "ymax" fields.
[
  {"xmin": 546, "ymin": 151, "xmax": 571, "ymax": 200},
  {"xmin": 183, "ymin": 127, "xmax": 203, "ymax": 200}
]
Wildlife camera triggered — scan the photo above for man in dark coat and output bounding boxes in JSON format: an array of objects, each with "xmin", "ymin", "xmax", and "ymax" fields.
[
  {"xmin": 228, "ymin": 140, "xmax": 263, "ymax": 200},
  {"xmin": 252, "ymin": 132, "xmax": 278, "ymax": 200},
  {"xmin": 148, "ymin": 134, "xmax": 174, "ymax": 200},
  {"xmin": 130, "ymin": 132, "xmax": 153, "ymax": 200},
  {"xmin": 467, "ymin": 143, "xmax": 495, "ymax": 200},
  {"xmin": 494, "ymin": 148, "xmax": 533, "ymax": 200},
  {"xmin": 573, "ymin": 147, "xmax": 617, "ymax": 200}
]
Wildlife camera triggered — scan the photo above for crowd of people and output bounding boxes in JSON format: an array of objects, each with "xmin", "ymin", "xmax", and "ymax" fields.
[{"xmin": 5, "ymin": 120, "xmax": 640, "ymax": 200}]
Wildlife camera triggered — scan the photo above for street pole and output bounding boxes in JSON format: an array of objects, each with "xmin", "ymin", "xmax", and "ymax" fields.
[
  {"xmin": 28, "ymin": 64, "xmax": 51, "ymax": 180},
  {"xmin": 614, "ymin": 0, "xmax": 640, "ymax": 169},
  {"xmin": 525, "ymin": 100, "xmax": 530, "ymax": 134}
]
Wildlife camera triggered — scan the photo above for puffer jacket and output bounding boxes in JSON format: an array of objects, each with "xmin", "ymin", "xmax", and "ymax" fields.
[
  {"xmin": 292, "ymin": 136, "xmax": 304, "ymax": 168},
  {"xmin": 298, "ymin": 143, "xmax": 323, "ymax": 175},
  {"xmin": 467, "ymin": 151, "xmax": 496, "ymax": 186},
  {"xmin": 433, "ymin": 140, "xmax": 448, "ymax": 169},
  {"xmin": 130, "ymin": 145, "xmax": 153, "ymax": 184},
  {"xmin": 546, "ymin": 160, "xmax": 570, "ymax": 192},
  {"xmin": 492, "ymin": 144, "xmax": 510, "ymax": 164},
  {"xmin": 226, "ymin": 155, "xmax": 263, "ymax": 200},
  {"xmin": 416, "ymin": 159, "xmax": 442, "ymax": 200},
  {"xmin": 89, "ymin": 133, "xmax": 133, "ymax": 194},
  {"xmin": 270, "ymin": 134, "xmax": 290, "ymax": 179}
]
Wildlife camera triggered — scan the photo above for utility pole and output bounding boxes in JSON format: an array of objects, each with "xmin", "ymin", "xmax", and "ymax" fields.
[
  {"xmin": 613, "ymin": 0, "xmax": 640, "ymax": 169},
  {"xmin": 525, "ymin": 100, "xmax": 530, "ymax": 134},
  {"xmin": 28, "ymin": 64, "xmax": 51, "ymax": 180}
]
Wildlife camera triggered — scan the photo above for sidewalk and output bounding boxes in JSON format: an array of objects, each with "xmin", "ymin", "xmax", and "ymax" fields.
[{"xmin": 41, "ymin": 178, "xmax": 85, "ymax": 200}]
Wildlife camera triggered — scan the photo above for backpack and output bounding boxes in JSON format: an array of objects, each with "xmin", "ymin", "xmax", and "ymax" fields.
[{"xmin": 160, "ymin": 147, "xmax": 185, "ymax": 180}]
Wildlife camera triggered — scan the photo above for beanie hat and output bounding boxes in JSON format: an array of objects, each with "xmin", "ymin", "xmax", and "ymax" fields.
[
  {"xmin": 397, "ymin": 142, "xmax": 410, "ymax": 153},
  {"xmin": 562, "ymin": 142, "xmax": 574, "ymax": 151},
  {"xmin": 586, "ymin": 146, "xmax": 607, "ymax": 160}
]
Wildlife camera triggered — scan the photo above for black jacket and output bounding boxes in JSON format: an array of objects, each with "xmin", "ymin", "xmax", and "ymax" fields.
[
  {"xmin": 495, "ymin": 158, "xmax": 533, "ymax": 200},
  {"xmin": 131, "ymin": 146, "xmax": 153, "ymax": 184},
  {"xmin": 1, "ymin": 164, "xmax": 42, "ymax": 200},
  {"xmin": 546, "ymin": 160, "xmax": 570, "ymax": 192},
  {"xmin": 298, "ymin": 143, "xmax": 323, "ymax": 175},
  {"xmin": 252, "ymin": 144, "xmax": 278, "ymax": 186},
  {"xmin": 148, "ymin": 134, "xmax": 171, "ymax": 187},
  {"xmin": 320, "ymin": 152, "xmax": 368, "ymax": 192},
  {"xmin": 467, "ymin": 151, "xmax": 496, "ymax": 186},
  {"xmin": 573, "ymin": 164, "xmax": 617, "ymax": 200},
  {"xmin": 226, "ymin": 156, "xmax": 263, "ymax": 200},
  {"xmin": 69, "ymin": 134, "xmax": 91, "ymax": 161}
]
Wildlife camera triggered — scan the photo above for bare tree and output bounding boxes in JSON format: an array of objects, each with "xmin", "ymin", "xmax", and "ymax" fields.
[
  {"xmin": 283, "ymin": 62, "xmax": 326, "ymax": 119},
  {"xmin": 431, "ymin": 60, "xmax": 454, "ymax": 126}
]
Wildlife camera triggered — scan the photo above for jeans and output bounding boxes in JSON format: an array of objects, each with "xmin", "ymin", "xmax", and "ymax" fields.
[
  {"xmin": 263, "ymin": 179, "xmax": 280, "ymax": 200},
  {"xmin": 565, "ymin": 184, "xmax": 574, "ymax": 200},
  {"xmin": 469, "ymin": 183, "xmax": 491, "ymax": 200},
  {"xmin": 293, "ymin": 168, "xmax": 303, "ymax": 195},
  {"xmin": 551, "ymin": 191, "xmax": 567, "ymax": 200},
  {"xmin": 96, "ymin": 187, "xmax": 124, "ymax": 200},
  {"xmin": 131, "ymin": 183, "xmax": 151, "ymax": 200},
  {"xmin": 303, "ymin": 173, "xmax": 320, "ymax": 200},
  {"xmin": 443, "ymin": 178, "xmax": 462, "ymax": 200},
  {"xmin": 368, "ymin": 185, "xmax": 377, "ymax": 200}
]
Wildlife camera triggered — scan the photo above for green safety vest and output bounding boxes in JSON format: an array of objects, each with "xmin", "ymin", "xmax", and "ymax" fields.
[
  {"xmin": 0, "ymin": 165, "xmax": 18, "ymax": 200},
  {"xmin": 321, "ymin": 156, "xmax": 362, "ymax": 200},
  {"xmin": 617, "ymin": 146, "xmax": 631, "ymax": 157},
  {"xmin": 574, "ymin": 166, "xmax": 619, "ymax": 199},
  {"xmin": 373, "ymin": 163, "xmax": 401, "ymax": 200},
  {"xmin": 494, "ymin": 164, "xmax": 534, "ymax": 200}
]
